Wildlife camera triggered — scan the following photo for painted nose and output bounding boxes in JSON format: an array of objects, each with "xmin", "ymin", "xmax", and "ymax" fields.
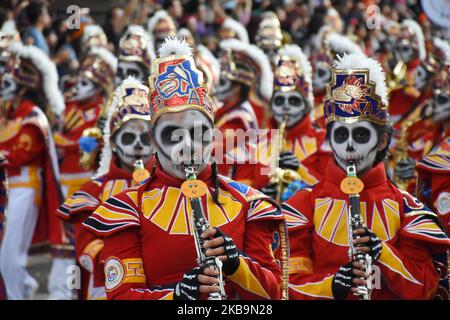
[
  {"xmin": 135, "ymin": 141, "xmax": 143, "ymax": 151},
  {"xmin": 346, "ymin": 139, "xmax": 355, "ymax": 152}
]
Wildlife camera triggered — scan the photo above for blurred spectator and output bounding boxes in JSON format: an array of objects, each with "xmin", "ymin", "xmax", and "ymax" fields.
[{"xmin": 23, "ymin": 0, "xmax": 51, "ymax": 54}]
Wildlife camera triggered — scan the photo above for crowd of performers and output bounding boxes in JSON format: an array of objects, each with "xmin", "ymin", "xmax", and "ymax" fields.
[{"xmin": 0, "ymin": 7, "xmax": 449, "ymax": 300}]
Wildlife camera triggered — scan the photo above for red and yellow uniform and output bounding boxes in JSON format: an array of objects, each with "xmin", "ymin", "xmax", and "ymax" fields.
[
  {"xmin": 284, "ymin": 160, "xmax": 450, "ymax": 300},
  {"xmin": 56, "ymin": 157, "xmax": 154, "ymax": 299},
  {"xmin": 231, "ymin": 116, "xmax": 330, "ymax": 189},
  {"xmin": 417, "ymin": 136, "xmax": 450, "ymax": 232},
  {"xmin": 0, "ymin": 99, "xmax": 64, "ymax": 250},
  {"xmin": 54, "ymin": 97, "xmax": 104, "ymax": 198},
  {"xmin": 83, "ymin": 164, "xmax": 285, "ymax": 300}
]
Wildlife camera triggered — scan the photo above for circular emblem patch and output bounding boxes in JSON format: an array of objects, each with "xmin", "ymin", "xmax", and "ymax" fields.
[
  {"xmin": 436, "ymin": 192, "xmax": 450, "ymax": 215},
  {"xmin": 105, "ymin": 258, "xmax": 125, "ymax": 291}
]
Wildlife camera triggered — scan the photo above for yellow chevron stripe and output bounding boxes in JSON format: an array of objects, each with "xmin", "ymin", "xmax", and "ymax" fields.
[
  {"xmin": 227, "ymin": 257, "xmax": 271, "ymax": 299},
  {"xmin": 289, "ymin": 275, "xmax": 334, "ymax": 299},
  {"xmin": 94, "ymin": 205, "xmax": 139, "ymax": 222},
  {"xmin": 378, "ymin": 243, "xmax": 421, "ymax": 285}
]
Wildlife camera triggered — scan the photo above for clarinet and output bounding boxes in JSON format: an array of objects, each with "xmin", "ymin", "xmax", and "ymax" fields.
[
  {"xmin": 181, "ymin": 166, "xmax": 227, "ymax": 300},
  {"xmin": 341, "ymin": 162, "xmax": 373, "ymax": 300}
]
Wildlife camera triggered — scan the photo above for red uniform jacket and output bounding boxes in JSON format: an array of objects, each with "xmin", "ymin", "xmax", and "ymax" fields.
[
  {"xmin": 54, "ymin": 97, "xmax": 104, "ymax": 175},
  {"xmin": 214, "ymin": 100, "xmax": 259, "ymax": 178},
  {"xmin": 283, "ymin": 160, "xmax": 450, "ymax": 300},
  {"xmin": 83, "ymin": 164, "xmax": 285, "ymax": 300},
  {"xmin": 416, "ymin": 136, "xmax": 450, "ymax": 233},
  {"xmin": 230, "ymin": 116, "xmax": 330, "ymax": 189},
  {"xmin": 0, "ymin": 99, "xmax": 64, "ymax": 253},
  {"xmin": 56, "ymin": 156, "xmax": 155, "ymax": 299}
]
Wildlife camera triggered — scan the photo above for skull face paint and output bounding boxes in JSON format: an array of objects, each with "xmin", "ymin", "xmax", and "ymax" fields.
[
  {"xmin": 271, "ymin": 91, "xmax": 308, "ymax": 127},
  {"xmin": 329, "ymin": 121, "xmax": 379, "ymax": 173},
  {"xmin": 0, "ymin": 73, "xmax": 18, "ymax": 102},
  {"xmin": 395, "ymin": 40, "xmax": 417, "ymax": 64},
  {"xmin": 215, "ymin": 75, "xmax": 240, "ymax": 103},
  {"xmin": 113, "ymin": 119, "xmax": 153, "ymax": 170},
  {"xmin": 433, "ymin": 92, "xmax": 450, "ymax": 123},
  {"xmin": 68, "ymin": 76, "xmax": 101, "ymax": 102},
  {"xmin": 116, "ymin": 61, "xmax": 146, "ymax": 86},
  {"xmin": 313, "ymin": 61, "xmax": 331, "ymax": 94},
  {"xmin": 153, "ymin": 110, "xmax": 214, "ymax": 180}
]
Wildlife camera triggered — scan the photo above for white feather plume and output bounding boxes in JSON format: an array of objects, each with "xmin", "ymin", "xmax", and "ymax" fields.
[
  {"xmin": 157, "ymin": 36, "xmax": 193, "ymax": 58},
  {"xmin": 223, "ymin": 17, "xmax": 249, "ymax": 43},
  {"xmin": 327, "ymin": 33, "xmax": 364, "ymax": 56},
  {"xmin": 433, "ymin": 37, "xmax": 450, "ymax": 64},
  {"xmin": 147, "ymin": 10, "xmax": 170, "ymax": 36},
  {"xmin": 220, "ymin": 39, "xmax": 273, "ymax": 101},
  {"xmin": 88, "ymin": 46, "xmax": 118, "ymax": 72},
  {"xmin": 82, "ymin": 25, "xmax": 106, "ymax": 45},
  {"xmin": 94, "ymin": 76, "xmax": 145, "ymax": 179},
  {"xmin": 334, "ymin": 53, "xmax": 388, "ymax": 106},
  {"xmin": 123, "ymin": 25, "xmax": 156, "ymax": 60},
  {"xmin": 10, "ymin": 42, "xmax": 65, "ymax": 115},
  {"xmin": 401, "ymin": 19, "xmax": 426, "ymax": 61},
  {"xmin": 197, "ymin": 44, "xmax": 220, "ymax": 82},
  {"xmin": 279, "ymin": 44, "xmax": 314, "ymax": 108}
]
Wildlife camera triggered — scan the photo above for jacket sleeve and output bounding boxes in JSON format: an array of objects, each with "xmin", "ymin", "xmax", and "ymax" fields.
[
  {"xmin": 283, "ymin": 191, "xmax": 336, "ymax": 300},
  {"xmin": 375, "ymin": 197, "xmax": 450, "ymax": 300},
  {"xmin": 83, "ymin": 190, "xmax": 174, "ymax": 300},
  {"xmin": 226, "ymin": 210, "xmax": 284, "ymax": 300},
  {"xmin": 0, "ymin": 124, "xmax": 45, "ymax": 167}
]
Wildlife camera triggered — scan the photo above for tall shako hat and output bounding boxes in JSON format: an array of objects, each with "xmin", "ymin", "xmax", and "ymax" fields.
[
  {"xmin": 9, "ymin": 42, "xmax": 65, "ymax": 116},
  {"xmin": 94, "ymin": 76, "xmax": 151, "ymax": 179},
  {"xmin": 400, "ymin": 19, "xmax": 426, "ymax": 61},
  {"xmin": 220, "ymin": 17, "xmax": 249, "ymax": 43},
  {"xmin": 325, "ymin": 53, "xmax": 389, "ymax": 125},
  {"xmin": 274, "ymin": 44, "xmax": 314, "ymax": 108},
  {"xmin": 148, "ymin": 37, "xmax": 214, "ymax": 125},
  {"xmin": 80, "ymin": 46, "xmax": 118, "ymax": 93},
  {"xmin": 119, "ymin": 25, "xmax": 155, "ymax": 70},
  {"xmin": 219, "ymin": 39, "xmax": 273, "ymax": 103},
  {"xmin": 81, "ymin": 25, "xmax": 108, "ymax": 51}
]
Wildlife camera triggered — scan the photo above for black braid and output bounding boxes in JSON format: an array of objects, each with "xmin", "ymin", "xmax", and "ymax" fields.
[{"xmin": 211, "ymin": 159, "xmax": 222, "ymax": 206}]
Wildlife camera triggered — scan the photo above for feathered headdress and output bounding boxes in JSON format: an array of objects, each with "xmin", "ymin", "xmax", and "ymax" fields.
[
  {"xmin": 401, "ymin": 19, "xmax": 426, "ymax": 61},
  {"xmin": 220, "ymin": 39, "xmax": 273, "ymax": 102},
  {"xmin": 325, "ymin": 53, "xmax": 389, "ymax": 125},
  {"xmin": 9, "ymin": 42, "xmax": 65, "ymax": 115},
  {"xmin": 148, "ymin": 37, "xmax": 214, "ymax": 125},
  {"xmin": 94, "ymin": 76, "xmax": 151, "ymax": 178},
  {"xmin": 221, "ymin": 17, "xmax": 249, "ymax": 43},
  {"xmin": 275, "ymin": 44, "xmax": 314, "ymax": 108}
]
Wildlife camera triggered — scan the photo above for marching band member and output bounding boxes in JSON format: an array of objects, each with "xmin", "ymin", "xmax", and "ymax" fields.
[
  {"xmin": 83, "ymin": 38, "xmax": 286, "ymax": 300},
  {"xmin": 232, "ymin": 44, "xmax": 331, "ymax": 197},
  {"xmin": 115, "ymin": 25, "xmax": 154, "ymax": 85},
  {"xmin": 215, "ymin": 39, "xmax": 272, "ymax": 177},
  {"xmin": 0, "ymin": 42, "xmax": 65, "ymax": 299},
  {"xmin": 146, "ymin": 10, "xmax": 177, "ymax": 55},
  {"xmin": 284, "ymin": 53, "xmax": 450, "ymax": 300},
  {"xmin": 56, "ymin": 77, "xmax": 154, "ymax": 300}
]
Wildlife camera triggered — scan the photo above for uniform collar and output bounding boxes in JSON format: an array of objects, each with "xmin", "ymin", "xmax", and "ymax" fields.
[
  {"xmin": 325, "ymin": 159, "xmax": 387, "ymax": 189},
  {"xmin": 154, "ymin": 163, "xmax": 213, "ymax": 187}
]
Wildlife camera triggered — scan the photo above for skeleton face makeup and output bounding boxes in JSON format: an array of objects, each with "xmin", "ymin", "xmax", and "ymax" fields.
[
  {"xmin": 313, "ymin": 61, "xmax": 331, "ymax": 93},
  {"xmin": 433, "ymin": 92, "xmax": 450, "ymax": 123},
  {"xmin": 67, "ymin": 76, "xmax": 100, "ymax": 102},
  {"xmin": 215, "ymin": 75, "xmax": 240, "ymax": 103},
  {"xmin": 395, "ymin": 40, "xmax": 416, "ymax": 64},
  {"xmin": 153, "ymin": 110, "xmax": 214, "ymax": 180},
  {"xmin": 116, "ymin": 61, "xmax": 146, "ymax": 86},
  {"xmin": 113, "ymin": 119, "xmax": 153, "ymax": 170},
  {"xmin": 271, "ymin": 91, "xmax": 308, "ymax": 127},
  {"xmin": 413, "ymin": 65, "xmax": 429, "ymax": 90},
  {"xmin": 0, "ymin": 73, "xmax": 18, "ymax": 102},
  {"xmin": 329, "ymin": 121, "xmax": 380, "ymax": 173}
]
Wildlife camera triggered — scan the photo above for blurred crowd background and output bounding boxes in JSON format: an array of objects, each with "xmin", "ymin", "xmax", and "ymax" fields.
[{"xmin": 0, "ymin": 0, "xmax": 448, "ymax": 82}]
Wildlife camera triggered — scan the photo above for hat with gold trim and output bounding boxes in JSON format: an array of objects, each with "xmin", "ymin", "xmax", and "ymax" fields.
[
  {"xmin": 94, "ymin": 76, "xmax": 151, "ymax": 178},
  {"xmin": 274, "ymin": 44, "xmax": 313, "ymax": 108},
  {"xmin": 119, "ymin": 25, "xmax": 155, "ymax": 70},
  {"xmin": 325, "ymin": 53, "xmax": 389, "ymax": 125},
  {"xmin": 148, "ymin": 37, "xmax": 214, "ymax": 125}
]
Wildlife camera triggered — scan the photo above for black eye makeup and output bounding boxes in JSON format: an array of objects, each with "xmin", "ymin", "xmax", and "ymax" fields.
[
  {"xmin": 352, "ymin": 127, "xmax": 371, "ymax": 144},
  {"xmin": 121, "ymin": 132, "xmax": 136, "ymax": 145},
  {"xmin": 333, "ymin": 126, "xmax": 349, "ymax": 144}
]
